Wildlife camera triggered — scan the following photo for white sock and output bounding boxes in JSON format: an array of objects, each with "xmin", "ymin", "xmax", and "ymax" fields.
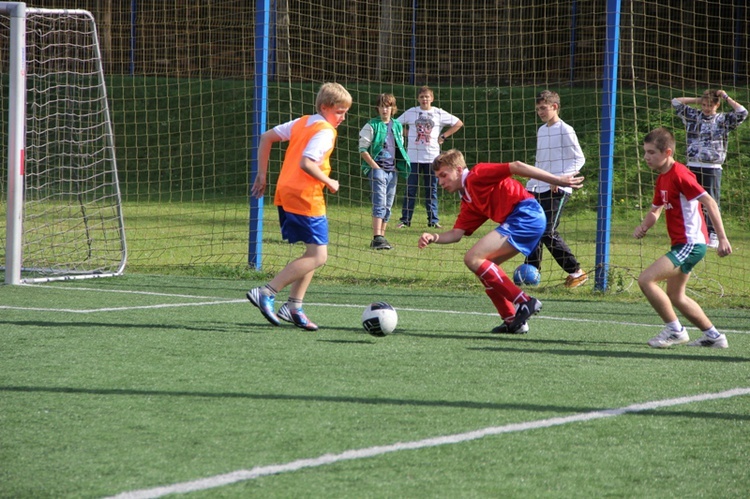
[
  {"xmin": 703, "ymin": 326, "xmax": 720, "ymax": 339},
  {"xmin": 666, "ymin": 320, "xmax": 683, "ymax": 332}
]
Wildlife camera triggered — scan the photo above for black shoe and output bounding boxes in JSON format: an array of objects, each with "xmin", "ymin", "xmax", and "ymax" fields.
[
  {"xmin": 428, "ymin": 222, "xmax": 442, "ymax": 228},
  {"xmin": 370, "ymin": 235, "xmax": 392, "ymax": 250},
  {"xmin": 508, "ymin": 297, "xmax": 542, "ymax": 331},
  {"xmin": 491, "ymin": 321, "xmax": 529, "ymax": 334}
]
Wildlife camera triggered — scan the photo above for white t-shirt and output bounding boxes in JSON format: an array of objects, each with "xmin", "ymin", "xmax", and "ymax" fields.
[
  {"xmin": 272, "ymin": 114, "xmax": 335, "ymax": 162},
  {"xmin": 397, "ymin": 106, "xmax": 460, "ymax": 163},
  {"xmin": 526, "ymin": 119, "xmax": 585, "ymax": 194}
]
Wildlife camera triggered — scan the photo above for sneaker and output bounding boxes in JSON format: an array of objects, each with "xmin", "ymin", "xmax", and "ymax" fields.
[
  {"xmin": 647, "ymin": 326, "xmax": 689, "ymax": 348},
  {"xmin": 370, "ymin": 236, "xmax": 392, "ymax": 250},
  {"xmin": 278, "ymin": 303, "xmax": 319, "ymax": 331},
  {"xmin": 428, "ymin": 222, "xmax": 442, "ymax": 229},
  {"xmin": 565, "ymin": 271, "xmax": 589, "ymax": 288},
  {"xmin": 508, "ymin": 297, "xmax": 542, "ymax": 331},
  {"xmin": 687, "ymin": 333, "xmax": 728, "ymax": 349},
  {"xmin": 708, "ymin": 233, "xmax": 719, "ymax": 249},
  {"xmin": 491, "ymin": 321, "xmax": 529, "ymax": 334},
  {"xmin": 246, "ymin": 287, "xmax": 280, "ymax": 326},
  {"xmin": 397, "ymin": 222, "xmax": 410, "ymax": 229}
]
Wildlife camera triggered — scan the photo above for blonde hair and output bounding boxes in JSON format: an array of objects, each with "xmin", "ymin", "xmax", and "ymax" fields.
[
  {"xmin": 643, "ymin": 127, "xmax": 676, "ymax": 154},
  {"xmin": 431, "ymin": 148, "xmax": 466, "ymax": 172},
  {"xmin": 315, "ymin": 82, "xmax": 352, "ymax": 113},
  {"xmin": 374, "ymin": 93, "xmax": 398, "ymax": 113}
]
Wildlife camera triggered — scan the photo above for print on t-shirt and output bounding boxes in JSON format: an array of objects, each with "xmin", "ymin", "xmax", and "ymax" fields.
[{"xmin": 414, "ymin": 112, "xmax": 434, "ymax": 145}]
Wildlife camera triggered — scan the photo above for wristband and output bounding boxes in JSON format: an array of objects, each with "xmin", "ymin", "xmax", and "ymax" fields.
[
  {"xmin": 440, "ymin": 134, "xmax": 447, "ymax": 141},
  {"xmin": 432, "ymin": 233, "xmax": 439, "ymax": 243}
]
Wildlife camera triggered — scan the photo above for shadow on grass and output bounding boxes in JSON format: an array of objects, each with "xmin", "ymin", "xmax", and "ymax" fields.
[
  {"xmin": 469, "ymin": 344, "xmax": 749, "ymax": 363},
  {"xmin": 2, "ymin": 385, "xmax": 749, "ymax": 421},
  {"xmin": 0, "ymin": 319, "xmax": 275, "ymax": 333}
]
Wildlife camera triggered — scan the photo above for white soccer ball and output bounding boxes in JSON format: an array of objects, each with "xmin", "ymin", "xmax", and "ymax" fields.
[{"xmin": 361, "ymin": 302, "xmax": 398, "ymax": 336}]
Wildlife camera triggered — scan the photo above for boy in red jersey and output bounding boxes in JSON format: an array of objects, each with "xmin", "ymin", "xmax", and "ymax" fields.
[
  {"xmin": 634, "ymin": 127, "xmax": 732, "ymax": 349},
  {"xmin": 247, "ymin": 82, "xmax": 352, "ymax": 331},
  {"xmin": 418, "ymin": 149, "xmax": 584, "ymax": 334}
]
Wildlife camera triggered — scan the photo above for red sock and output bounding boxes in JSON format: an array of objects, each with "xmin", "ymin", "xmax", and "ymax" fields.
[{"xmin": 475, "ymin": 260, "xmax": 528, "ymax": 319}]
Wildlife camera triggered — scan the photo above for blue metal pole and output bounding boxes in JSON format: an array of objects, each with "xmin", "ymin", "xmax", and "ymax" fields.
[
  {"xmin": 594, "ymin": 0, "xmax": 621, "ymax": 292},
  {"xmin": 248, "ymin": 0, "xmax": 270, "ymax": 269}
]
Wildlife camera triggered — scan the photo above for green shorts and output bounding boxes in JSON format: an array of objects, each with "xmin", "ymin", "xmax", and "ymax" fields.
[{"xmin": 665, "ymin": 243, "xmax": 706, "ymax": 274}]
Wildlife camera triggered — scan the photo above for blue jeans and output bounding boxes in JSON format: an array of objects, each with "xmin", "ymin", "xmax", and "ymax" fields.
[
  {"xmin": 400, "ymin": 162, "xmax": 439, "ymax": 225},
  {"xmin": 369, "ymin": 168, "xmax": 397, "ymax": 222}
]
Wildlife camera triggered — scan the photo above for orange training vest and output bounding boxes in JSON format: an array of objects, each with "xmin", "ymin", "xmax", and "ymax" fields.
[{"xmin": 274, "ymin": 116, "xmax": 336, "ymax": 217}]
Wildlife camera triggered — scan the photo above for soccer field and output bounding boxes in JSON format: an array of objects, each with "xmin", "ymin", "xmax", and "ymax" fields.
[{"xmin": 1, "ymin": 275, "xmax": 749, "ymax": 497}]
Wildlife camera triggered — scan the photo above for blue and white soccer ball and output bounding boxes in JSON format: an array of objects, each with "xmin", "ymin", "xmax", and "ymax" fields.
[
  {"xmin": 513, "ymin": 264, "xmax": 541, "ymax": 286},
  {"xmin": 361, "ymin": 302, "xmax": 398, "ymax": 336}
]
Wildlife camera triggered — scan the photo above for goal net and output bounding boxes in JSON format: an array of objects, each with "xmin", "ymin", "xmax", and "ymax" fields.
[
  {"xmin": 0, "ymin": 5, "xmax": 126, "ymax": 284},
  {"xmin": 3, "ymin": 1, "xmax": 746, "ymax": 301}
]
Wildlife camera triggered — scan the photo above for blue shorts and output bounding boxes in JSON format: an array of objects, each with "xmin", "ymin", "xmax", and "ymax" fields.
[
  {"xmin": 278, "ymin": 206, "xmax": 328, "ymax": 245},
  {"xmin": 495, "ymin": 199, "xmax": 545, "ymax": 257},
  {"xmin": 665, "ymin": 243, "xmax": 706, "ymax": 274}
]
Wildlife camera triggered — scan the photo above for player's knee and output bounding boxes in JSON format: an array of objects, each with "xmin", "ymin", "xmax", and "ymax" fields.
[
  {"xmin": 463, "ymin": 252, "xmax": 480, "ymax": 272},
  {"xmin": 636, "ymin": 273, "xmax": 653, "ymax": 291}
]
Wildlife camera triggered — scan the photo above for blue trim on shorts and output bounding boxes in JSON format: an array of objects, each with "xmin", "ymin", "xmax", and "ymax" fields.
[
  {"xmin": 495, "ymin": 199, "xmax": 546, "ymax": 256},
  {"xmin": 278, "ymin": 206, "xmax": 329, "ymax": 245}
]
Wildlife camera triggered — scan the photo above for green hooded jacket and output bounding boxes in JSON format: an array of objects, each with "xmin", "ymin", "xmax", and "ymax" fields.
[{"xmin": 359, "ymin": 117, "xmax": 411, "ymax": 178}]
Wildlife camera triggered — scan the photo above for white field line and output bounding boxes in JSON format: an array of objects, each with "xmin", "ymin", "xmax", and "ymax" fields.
[
  {"xmin": 106, "ymin": 387, "xmax": 750, "ymax": 499},
  {"xmin": 0, "ymin": 300, "xmax": 246, "ymax": 314},
  {"xmin": 3, "ymin": 284, "xmax": 749, "ymax": 334}
]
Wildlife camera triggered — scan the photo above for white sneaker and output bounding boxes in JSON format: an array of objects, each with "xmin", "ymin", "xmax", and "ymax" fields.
[
  {"xmin": 648, "ymin": 327, "xmax": 690, "ymax": 348},
  {"xmin": 687, "ymin": 333, "xmax": 728, "ymax": 349},
  {"xmin": 708, "ymin": 233, "xmax": 719, "ymax": 249}
]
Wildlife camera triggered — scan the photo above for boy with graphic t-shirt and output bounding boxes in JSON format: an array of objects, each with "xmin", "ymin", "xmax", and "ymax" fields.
[
  {"xmin": 634, "ymin": 127, "xmax": 732, "ymax": 349},
  {"xmin": 396, "ymin": 86, "xmax": 463, "ymax": 228}
]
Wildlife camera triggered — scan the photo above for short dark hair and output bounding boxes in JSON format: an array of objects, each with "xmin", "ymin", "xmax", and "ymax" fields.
[{"xmin": 643, "ymin": 127, "xmax": 675, "ymax": 153}]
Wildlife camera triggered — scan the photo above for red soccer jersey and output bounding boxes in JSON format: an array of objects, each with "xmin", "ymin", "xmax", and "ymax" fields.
[
  {"xmin": 652, "ymin": 161, "xmax": 709, "ymax": 246},
  {"xmin": 454, "ymin": 162, "xmax": 534, "ymax": 236}
]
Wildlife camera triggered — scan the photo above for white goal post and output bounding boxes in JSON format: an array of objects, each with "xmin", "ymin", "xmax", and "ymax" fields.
[{"xmin": 1, "ymin": 2, "xmax": 126, "ymax": 284}]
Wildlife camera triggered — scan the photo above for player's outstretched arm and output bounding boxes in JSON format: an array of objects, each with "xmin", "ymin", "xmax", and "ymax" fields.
[
  {"xmin": 509, "ymin": 161, "xmax": 584, "ymax": 189},
  {"xmin": 418, "ymin": 228, "xmax": 464, "ymax": 249}
]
